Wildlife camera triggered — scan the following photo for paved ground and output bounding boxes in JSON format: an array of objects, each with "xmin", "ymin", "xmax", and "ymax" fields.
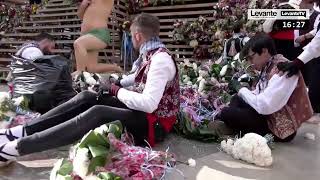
[{"xmin": 0, "ymin": 84, "xmax": 320, "ymax": 180}]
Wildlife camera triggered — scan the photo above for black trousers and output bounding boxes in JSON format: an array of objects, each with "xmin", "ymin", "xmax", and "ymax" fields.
[
  {"xmin": 220, "ymin": 95, "xmax": 296, "ymax": 142},
  {"xmin": 301, "ymin": 58, "xmax": 320, "ymax": 113},
  {"xmin": 17, "ymin": 91, "xmax": 148, "ymax": 155}
]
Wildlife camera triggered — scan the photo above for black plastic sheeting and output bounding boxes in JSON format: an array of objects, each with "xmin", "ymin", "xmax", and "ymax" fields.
[{"xmin": 10, "ymin": 55, "xmax": 76, "ymax": 114}]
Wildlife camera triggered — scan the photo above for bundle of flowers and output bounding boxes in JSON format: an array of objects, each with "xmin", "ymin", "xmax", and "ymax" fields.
[
  {"xmin": 0, "ymin": 92, "xmax": 40, "ymax": 129},
  {"xmin": 51, "ymin": 121, "xmax": 180, "ymax": 180},
  {"xmin": 220, "ymin": 133, "xmax": 274, "ymax": 167},
  {"xmin": 176, "ymin": 56, "xmax": 258, "ymax": 141}
]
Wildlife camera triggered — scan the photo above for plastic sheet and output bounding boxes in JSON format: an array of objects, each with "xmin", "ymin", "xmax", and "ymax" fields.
[{"xmin": 10, "ymin": 55, "xmax": 76, "ymax": 113}]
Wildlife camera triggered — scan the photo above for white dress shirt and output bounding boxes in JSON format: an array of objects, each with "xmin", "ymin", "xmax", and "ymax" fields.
[
  {"xmin": 238, "ymin": 73, "xmax": 299, "ymax": 115},
  {"xmin": 16, "ymin": 47, "xmax": 43, "ymax": 60},
  {"xmin": 117, "ymin": 52, "xmax": 176, "ymax": 113},
  {"xmin": 298, "ymin": 30, "xmax": 320, "ymax": 63}
]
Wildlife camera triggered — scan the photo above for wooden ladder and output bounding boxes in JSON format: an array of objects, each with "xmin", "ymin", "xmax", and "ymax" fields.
[{"xmin": 0, "ymin": 0, "xmax": 128, "ymax": 77}]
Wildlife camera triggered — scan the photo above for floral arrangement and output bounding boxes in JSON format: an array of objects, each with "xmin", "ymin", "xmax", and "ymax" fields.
[
  {"xmin": 0, "ymin": 92, "xmax": 40, "ymax": 129},
  {"xmin": 175, "ymin": 55, "xmax": 258, "ymax": 142},
  {"xmin": 125, "ymin": 0, "xmax": 186, "ymax": 14},
  {"xmin": 51, "ymin": 121, "xmax": 192, "ymax": 180},
  {"xmin": 0, "ymin": 3, "xmax": 32, "ymax": 34},
  {"xmin": 171, "ymin": 0, "xmax": 278, "ymax": 60}
]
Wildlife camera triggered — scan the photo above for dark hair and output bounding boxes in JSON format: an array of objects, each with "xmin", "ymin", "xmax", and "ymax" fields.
[
  {"xmin": 233, "ymin": 22, "xmax": 243, "ymax": 33},
  {"xmin": 240, "ymin": 33, "xmax": 277, "ymax": 59},
  {"xmin": 131, "ymin": 13, "xmax": 160, "ymax": 39},
  {"xmin": 35, "ymin": 32, "xmax": 54, "ymax": 41}
]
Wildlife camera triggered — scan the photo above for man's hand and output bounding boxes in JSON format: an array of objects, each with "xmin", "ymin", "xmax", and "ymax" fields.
[
  {"xmin": 295, "ymin": 35, "xmax": 305, "ymax": 44},
  {"xmin": 96, "ymin": 77, "xmax": 121, "ymax": 98},
  {"xmin": 277, "ymin": 59, "xmax": 304, "ymax": 77}
]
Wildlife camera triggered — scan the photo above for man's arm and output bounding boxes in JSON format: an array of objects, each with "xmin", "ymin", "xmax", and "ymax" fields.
[
  {"xmin": 117, "ymin": 52, "xmax": 176, "ymax": 113},
  {"xmin": 238, "ymin": 73, "xmax": 299, "ymax": 115},
  {"xmin": 77, "ymin": 0, "xmax": 91, "ymax": 20},
  {"xmin": 119, "ymin": 72, "xmax": 136, "ymax": 87},
  {"xmin": 298, "ymin": 30, "xmax": 320, "ymax": 64}
]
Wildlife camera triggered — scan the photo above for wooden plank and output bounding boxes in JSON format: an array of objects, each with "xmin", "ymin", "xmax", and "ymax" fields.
[
  {"xmin": 0, "ymin": 49, "xmax": 71, "ymax": 53},
  {"xmin": 30, "ymin": 12, "xmax": 78, "ymax": 18},
  {"xmin": 38, "ymin": 7, "xmax": 77, "ymax": 13},
  {"xmin": 0, "ymin": 39, "xmax": 121, "ymax": 45},
  {"xmin": 45, "ymin": 3, "xmax": 71, "ymax": 8},
  {"xmin": 16, "ymin": 24, "xmax": 81, "ymax": 30},
  {"xmin": 141, "ymin": 2, "xmax": 216, "ymax": 11},
  {"xmin": 23, "ymin": 18, "xmax": 81, "ymax": 24},
  {"xmin": 0, "ymin": 58, "xmax": 11, "ymax": 62},
  {"xmin": 31, "ymin": 12, "xmax": 126, "ymax": 21},
  {"xmin": 159, "ymin": 17, "xmax": 215, "ymax": 23},
  {"xmin": 151, "ymin": 10, "xmax": 214, "ymax": 17},
  {"xmin": 3, "ymin": 32, "xmax": 81, "ymax": 37},
  {"xmin": 15, "ymin": 24, "xmax": 120, "ymax": 32}
]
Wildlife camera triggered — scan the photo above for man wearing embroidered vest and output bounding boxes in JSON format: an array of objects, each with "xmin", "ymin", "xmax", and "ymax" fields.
[
  {"xmin": 0, "ymin": 13, "xmax": 179, "ymax": 167},
  {"xmin": 216, "ymin": 33, "xmax": 313, "ymax": 142}
]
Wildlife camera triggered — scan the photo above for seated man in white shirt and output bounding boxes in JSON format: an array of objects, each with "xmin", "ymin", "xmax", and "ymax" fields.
[
  {"xmin": 216, "ymin": 33, "xmax": 313, "ymax": 142},
  {"xmin": 0, "ymin": 13, "xmax": 180, "ymax": 166}
]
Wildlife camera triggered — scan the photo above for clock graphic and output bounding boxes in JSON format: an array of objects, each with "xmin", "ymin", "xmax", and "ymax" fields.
[{"xmin": 281, "ymin": 20, "xmax": 309, "ymax": 30}]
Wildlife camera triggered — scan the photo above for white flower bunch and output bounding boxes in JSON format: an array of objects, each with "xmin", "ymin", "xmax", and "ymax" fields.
[
  {"xmin": 73, "ymin": 148, "xmax": 91, "ymax": 178},
  {"xmin": 221, "ymin": 133, "xmax": 273, "ymax": 167}
]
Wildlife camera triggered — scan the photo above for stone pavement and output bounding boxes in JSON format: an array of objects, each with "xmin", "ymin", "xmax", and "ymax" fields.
[{"xmin": 0, "ymin": 82, "xmax": 319, "ymax": 180}]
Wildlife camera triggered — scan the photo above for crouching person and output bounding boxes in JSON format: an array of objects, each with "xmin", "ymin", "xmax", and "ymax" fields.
[
  {"xmin": 0, "ymin": 13, "xmax": 180, "ymax": 166},
  {"xmin": 216, "ymin": 33, "xmax": 313, "ymax": 142}
]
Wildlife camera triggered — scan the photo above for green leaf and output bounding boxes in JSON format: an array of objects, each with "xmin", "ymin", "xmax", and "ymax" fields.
[
  {"xmin": 78, "ymin": 130, "xmax": 108, "ymax": 149},
  {"xmin": 107, "ymin": 124, "xmax": 121, "ymax": 139},
  {"xmin": 56, "ymin": 174, "xmax": 72, "ymax": 180},
  {"xmin": 98, "ymin": 172, "xmax": 115, "ymax": 180},
  {"xmin": 57, "ymin": 159, "xmax": 73, "ymax": 176},
  {"xmin": 88, "ymin": 156, "xmax": 107, "ymax": 173},
  {"xmin": 88, "ymin": 145, "xmax": 108, "ymax": 158}
]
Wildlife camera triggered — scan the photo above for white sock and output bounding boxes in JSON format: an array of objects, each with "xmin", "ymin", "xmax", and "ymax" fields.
[{"xmin": 0, "ymin": 140, "xmax": 19, "ymax": 160}]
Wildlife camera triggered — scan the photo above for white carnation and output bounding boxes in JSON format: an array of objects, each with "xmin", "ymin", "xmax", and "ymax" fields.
[
  {"xmin": 83, "ymin": 72, "xmax": 97, "ymax": 85},
  {"xmin": 221, "ymin": 133, "xmax": 273, "ymax": 167},
  {"xmin": 220, "ymin": 65, "xmax": 229, "ymax": 77},
  {"xmin": 187, "ymin": 158, "xmax": 196, "ymax": 167},
  {"xmin": 73, "ymin": 148, "xmax": 90, "ymax": 178}
]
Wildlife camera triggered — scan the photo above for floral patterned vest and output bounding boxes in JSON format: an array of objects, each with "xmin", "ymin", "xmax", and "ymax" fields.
[
  {"xmin": 132, "ymin": 47, "xmax": 180, "ymax": 146},
  {"xmin": 133, "ymin": 48, "xmax": 180, "ymax": 118},
  {"xmin": 266, "ymin": 54, "xmax": 313, "ymax": 139}
]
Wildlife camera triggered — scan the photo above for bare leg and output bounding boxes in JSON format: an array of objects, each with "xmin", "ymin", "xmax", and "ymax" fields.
[
  {"xmin": 73, "ymin": 34, "xmax": 122, "ymax": 74},
  {"xmin": 86, "ymin": 51, "xmax": 122, "ymax": 73}
]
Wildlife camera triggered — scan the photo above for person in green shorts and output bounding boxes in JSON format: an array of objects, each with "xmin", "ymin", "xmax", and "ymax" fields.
[{"xmin": 73, "ymin": 0, "xmax": 123, "ymax": 77}]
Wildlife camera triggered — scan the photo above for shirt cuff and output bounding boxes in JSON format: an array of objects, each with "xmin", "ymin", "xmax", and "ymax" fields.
[
  {"xmin": 238, "ymin": 87, "xmax": 251, "ymax": 100},
  {"xmin": 298, "ymin": 50, "xmax": 313, "ymax": 64}
]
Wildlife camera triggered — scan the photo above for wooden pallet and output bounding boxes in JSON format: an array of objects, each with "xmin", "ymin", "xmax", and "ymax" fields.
[
  {"xmin": 138, "ymin": 1, "xmax": 218, "ymax": 61},
  {"xmin": 0, "ymin": 0, "xmax": 128, "ymax": 72}
]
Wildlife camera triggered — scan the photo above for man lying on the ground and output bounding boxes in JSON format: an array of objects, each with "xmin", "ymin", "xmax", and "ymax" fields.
[
  {"xmin": 6, "ymin": 32, "xmax": 56, "ymax": 82},
  {"xmin": 214, "ymin": 33, "xmax": 313, "ymax": 142},
  {"xmin": 16, "ymin": 32, "xmax": 55, "ymax": 61},
  {"xmin": 72, "ymin": 0, "xmax": 122, "ymax": 78},
  {"xmin": 0, "ymin": 13, "xmax": 180, "ymax": 167}
]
